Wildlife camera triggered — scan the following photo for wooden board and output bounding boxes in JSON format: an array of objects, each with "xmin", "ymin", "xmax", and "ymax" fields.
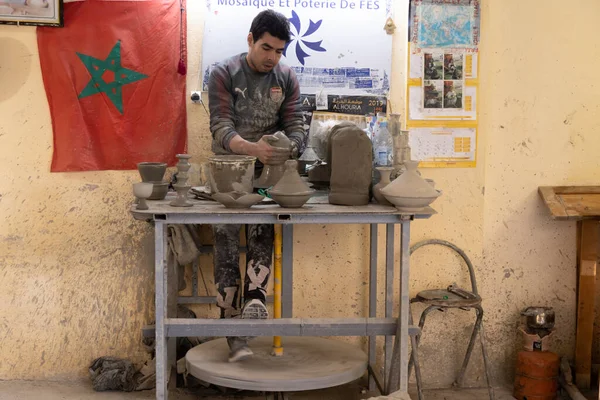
[
  {"xmin": 575, "ymin": 220, "xmax": 599, "ymax": 389},
  {"xmin": 539, "ymin": 187, "xmax": 600, "ymax": 389},
  {"xmin": 538, "ymin": 186, "xmax": 600, "ymax": 220}
]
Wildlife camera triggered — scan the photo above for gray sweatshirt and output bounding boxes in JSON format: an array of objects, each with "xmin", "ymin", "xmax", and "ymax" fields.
[{"xmin": 208, "ymin": 53, "xmax": 305, "ymax": 156}]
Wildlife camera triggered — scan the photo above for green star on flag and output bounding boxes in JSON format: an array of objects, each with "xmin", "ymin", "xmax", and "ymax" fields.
[{"xmin": 77, "ymin": 41, "xmax": 148, "ymax": 114}]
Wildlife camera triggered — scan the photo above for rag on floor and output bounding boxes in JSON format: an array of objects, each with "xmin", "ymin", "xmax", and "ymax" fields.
[
  {"xmin": 366, "ymin": 391, "xmax": 412, "ymax": 400},
  {"xmin": 89, "ymin": 306, "xmax": 208, "ymax": 392},
  {"xmin": 89, "ymin": 357, "xmax": 143, "ymax": 392}
]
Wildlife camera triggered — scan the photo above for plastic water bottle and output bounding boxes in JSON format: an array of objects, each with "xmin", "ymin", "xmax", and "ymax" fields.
[{"xmin": 373, "ymin": 121, "xmax": 393, "ymax": 167}]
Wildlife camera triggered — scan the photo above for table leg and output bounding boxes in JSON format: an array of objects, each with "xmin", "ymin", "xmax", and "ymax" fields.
[
  {"xmin": 155, "ymin": 221, "xmax": 168, "ymax": 400},
  {"xmin": 282, "ymin": 224, "xmax": 294, "ymax": 318},
  {"xmin": 369, "ymin": 224, "xmax": 378, "ymax": 392},
  {"xmin": 398, "ymin": 221, "xmax": 411, "ymax": 392},
  {"xmin": 575, "ymin": 220, "xmax": 598, "ymax": 389},
  {"xmin": 384, "ymin": 223, "xmax": 394, "ymax": 393}
]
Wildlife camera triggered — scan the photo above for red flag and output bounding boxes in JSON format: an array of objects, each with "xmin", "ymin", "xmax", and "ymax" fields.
[{"xmin": 37, "ymin": 0, "xmax": 187, "ymax": 172}]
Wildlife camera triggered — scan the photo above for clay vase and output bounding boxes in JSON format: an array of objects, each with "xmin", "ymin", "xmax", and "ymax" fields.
[
  {"xmin": 327, "ymin": 122, "xmax": 373, "ymax": 206},
  {"xmin": 269, "ymin": 160, "xmax": 315, "ymax": 208},
  {"xmin": 255, "ymin": 132, "xmax": 291, "ymax": 189},
  {"xmin": 380, "ymin": 160, "xmax": 441, "ymax": 212},
  {"xmin": 170, "ymin": 154, "xmax": 193, "ymax": 207},
  {"xmin": 373, "ymin": 167, "xmax": 393, "ymax": 206},
  {"xmin": 388, "ymin": 113, "xmax": 412, "ymax": 181}
]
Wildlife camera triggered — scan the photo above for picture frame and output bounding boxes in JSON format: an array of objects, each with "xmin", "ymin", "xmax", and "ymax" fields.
[{"xmin": 0, "ymin": 0, "xmax": 63, "ymax": 27}]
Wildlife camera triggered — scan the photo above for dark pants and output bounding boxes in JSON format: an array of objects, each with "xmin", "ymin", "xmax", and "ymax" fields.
[{"xmin": 212, "ymin": 224, "xmax": 274, "ymax": 318}]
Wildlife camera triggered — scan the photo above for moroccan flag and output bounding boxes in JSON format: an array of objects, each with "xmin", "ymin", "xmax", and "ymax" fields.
[{"xmin": 37, "ymin": 0, "xmax": 187, "ymax": 172}]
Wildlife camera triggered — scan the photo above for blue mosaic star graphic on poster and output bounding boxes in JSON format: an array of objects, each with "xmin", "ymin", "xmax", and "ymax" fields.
[{"xmin": 284, "ymin": 11, "xmax": 326, "ymax": 65}]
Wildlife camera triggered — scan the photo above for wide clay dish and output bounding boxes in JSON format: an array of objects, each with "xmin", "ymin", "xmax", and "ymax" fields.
[
  {"xmin": 381, "ymin": 160, "xmax": 441, "ymax": 212},
  {"xmin": 269, "ymin": 191, "xmax": 314, "ymax": 208},
  {"xmin": 268, "ymin": 160, "xmax": 315, "ymax": 208},
  {"xmin": 212, "ymin": 191, "xmax": 265, "ymax": 209}
]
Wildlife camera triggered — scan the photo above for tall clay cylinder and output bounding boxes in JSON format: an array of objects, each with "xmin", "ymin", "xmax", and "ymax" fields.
[
  {"xmin": 513, "ymin": 351, "xmax": 559, "ymax": 400},
  {"xmin": 327, "ymin": 122, "xmax": 373, "ymax": 206}
]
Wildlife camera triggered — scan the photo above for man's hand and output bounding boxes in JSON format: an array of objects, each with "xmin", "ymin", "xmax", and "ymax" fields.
[
  {"xmin": 229, "ymin": 135, "xmax": 289, "ymax": 165},
  {"xmin": 254, "ymin": 136, "xmax": 290, "ymax": 164}
]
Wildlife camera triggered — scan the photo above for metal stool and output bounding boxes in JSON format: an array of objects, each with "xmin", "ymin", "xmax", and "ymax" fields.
[{"xmin": 408, "ymin": 239, "xmax": 494, "ymax": 400}]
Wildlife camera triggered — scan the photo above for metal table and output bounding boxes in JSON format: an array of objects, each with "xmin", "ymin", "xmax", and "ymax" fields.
[{"xmin": 131, "ymin": 196, "xmax": 434, "ymax": 400}]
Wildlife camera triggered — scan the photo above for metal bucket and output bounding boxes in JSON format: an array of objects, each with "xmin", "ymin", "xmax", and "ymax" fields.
[{"xmin": 208, "ymin": 155, "xmax": 256, "ymax": 194}]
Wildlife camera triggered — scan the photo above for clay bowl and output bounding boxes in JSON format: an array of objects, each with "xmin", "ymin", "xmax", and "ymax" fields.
[
  {"xmin": 212, "ymin": 191, "xmax": 265, "ymax": 209},
  {"xmin": 137, "ymin": 162, "xmax": 167, "ymax": 182},
  {"xmin": 382, "ymin": 193, "xmax": 440, "ymax": 213},
  {"xmin": 133, "ymin": 182, "xmax": 153, "ymax": 199},
  {"xmin": 269, "ymin": 190, "xmax": 315, "ymax": 208},
  {"xmin": 148, "ymin": 181, "xmax": 169, "ymax": 200}
]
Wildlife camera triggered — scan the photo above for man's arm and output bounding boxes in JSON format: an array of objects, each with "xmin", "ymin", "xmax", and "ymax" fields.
[
  {"xmin": 208, "ymin": 64, "xmax": 240, "ymax": 153},
  {"xmin": 280, "ymin": 68, "xmax": 306, "ymax": 158},
  {"xmin": 208, "ymin": 64, "xmax": 288, "ymax": 164}
]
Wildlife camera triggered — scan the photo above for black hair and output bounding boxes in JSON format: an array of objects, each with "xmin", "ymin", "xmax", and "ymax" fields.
[{"xmin": 250, "ymin": 10, "xmax": 291, "ymax": 43}]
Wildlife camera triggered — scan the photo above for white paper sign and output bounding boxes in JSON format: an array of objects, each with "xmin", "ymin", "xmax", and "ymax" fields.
[{"xmin": 201, "ymin": 0, "xmax": 392, "ymax": 95}]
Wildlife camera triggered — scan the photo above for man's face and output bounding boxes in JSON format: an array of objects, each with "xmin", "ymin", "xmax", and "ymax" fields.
[{"xmin": 247, "ymin": 32, "xmax": 286, "ymax": 73}]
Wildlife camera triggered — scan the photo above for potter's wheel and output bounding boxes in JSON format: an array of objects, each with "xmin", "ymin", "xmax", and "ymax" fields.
[{"xmin": 185, "ymin": 337, "xmax": 367, "ymax": 392}]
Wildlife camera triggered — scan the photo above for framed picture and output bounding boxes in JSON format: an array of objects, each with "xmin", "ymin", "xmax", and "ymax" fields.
[{"xmin": 0, "ymin": 0, "xmax": 63, "ymax": 27}]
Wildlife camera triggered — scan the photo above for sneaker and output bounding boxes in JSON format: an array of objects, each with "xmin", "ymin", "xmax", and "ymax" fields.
[
  {"xmin": 240, "ymin": 299, "xmax": 269, "ymax": 341},
  {"xmin": 227, "ymin": 337, "xmax": 253, "ymax": 362}
]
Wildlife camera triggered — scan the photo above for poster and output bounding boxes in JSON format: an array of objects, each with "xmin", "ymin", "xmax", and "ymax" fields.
[
  {"xmin": 408, "ymin": 49, "xmax": 478, "ymax": 120},
  {"xmin": 407, "ymin": 0, "xmax": 480, "ymax": 120},
  {"xmin": 409, "ymin": 0, "xmax": 480, "ymax": 53},
  {"xmin": 409, "ymin": 127, "xmax": 476, "ymax": 165},
  {"xmin": 200, "ymin": 0, "xmax": 393, "ymax": 95},
  {"xmin": 406, "ymin": 0, "xmax": 481, "ymax": 167},
  {"xmin": 299, "ymin": 93, "xmax": 386, "ymax": 141}
]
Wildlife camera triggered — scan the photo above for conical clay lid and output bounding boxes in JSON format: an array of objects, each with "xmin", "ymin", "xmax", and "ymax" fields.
[
  {"xmin": 271, "ymin": 160, "xmax": 314, "ymax": 195},
  {"xmin": 381, "ymin": 160, "xmax": 440, "ymax": 198}
]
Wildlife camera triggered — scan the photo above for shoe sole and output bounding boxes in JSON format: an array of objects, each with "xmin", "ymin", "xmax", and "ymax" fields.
[
  {"xmin": 240, "ymin": 300, "xmax": 268, "ymax": 340},
  {"xmin": 242, "ymin": 300, "xmax": 269, "ymax": 320}
]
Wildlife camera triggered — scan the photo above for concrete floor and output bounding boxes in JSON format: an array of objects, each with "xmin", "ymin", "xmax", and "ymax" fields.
[{"xmin": 0, "ymin": 381, "xmax": 517, "ymax": 400}]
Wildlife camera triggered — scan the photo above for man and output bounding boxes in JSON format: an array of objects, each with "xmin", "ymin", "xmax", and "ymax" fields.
[{"xmin": 208, "ymin": 10, "xmax": 305, "ymax": 362}]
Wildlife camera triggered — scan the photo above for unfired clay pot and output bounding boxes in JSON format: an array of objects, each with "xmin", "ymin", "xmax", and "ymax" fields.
[
  {"xmin": 380, "ymin": 160, "xmax": 441, "ymax": 212},
  {"xmin": 212, "ymin": 191, "xmax": 265, "ymax": 209},
  {"xmin": 137, "ymin": 162, "xmax": 167, "ymax": 182},
  {"xmin": 147, "ymin": 181, "xmax": 169, "ymax": 200},
  {"xmin": 208, "ymin": 155, "xmax": 256, "ymax": 194},
  {"xmin": 255, "ymin": 132, "xmax": 291, "ymax": 189},
  {"xmin": 373, "ymin": 167, "xmax": 393, "ymax": 206},
  {"xmin": 269, "ymin": 160, "xmax": 315, "ymax": 208}
]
